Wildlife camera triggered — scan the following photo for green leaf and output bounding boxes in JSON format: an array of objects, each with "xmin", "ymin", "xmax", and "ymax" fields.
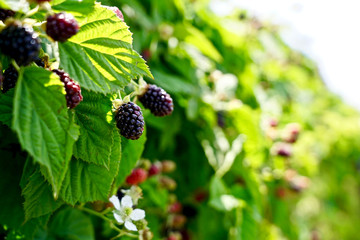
[
  {"xmin": 0, "ymin": 150, "xmax": 25, "ymax": 229},
  {"xmin": 23, "ymin": 170, "xmax": 63, "ymax": 221},
  {"xmin": 6, "ymin": 214, "xmax": 51, "ymax": 240},
  {"xmin": 114, "ymin": 127, "xmax": 147, "ymax": 187},
  {"xmin": 12, "ymin": 67, "xmax": 80, "ymax": 197},
  {"xmin": 59, "ymin": 5, "xmax": 152, "ymax": 94},
  {"xmin": 52, "ymin": 0, "xmax": 95, "ymax": 14},
  {"xmin": 46, "ymin": 207, "xmax": 95, "ymax": 240},
  {"xmin": 60, "ymin": 130, "xmax": 121, "ymax": 205},
  {"xmin": 0, "ymin": 88, "xmax": 14, "ymax": 126},
  {"xmin": 73, "ymin": 90, "xmax": 114, "ymax": 167}
]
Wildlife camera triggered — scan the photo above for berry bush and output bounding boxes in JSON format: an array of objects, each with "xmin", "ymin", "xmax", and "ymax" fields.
[{"xmin": 1, "ymin": 0, "xmax": 360, "ymax": 240}]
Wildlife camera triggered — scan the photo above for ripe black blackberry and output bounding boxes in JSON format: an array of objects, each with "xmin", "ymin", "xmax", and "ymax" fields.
[
  {"xmin": 2, "ymin": 65, "xmax": 18, "ymax": 93},
  {"xmin": 116, "ymin": 102, "xmax": 144, "ymax": 140},
  {"xmin": 138, "ymin": 84, "xmax": 173, "ymax": 117},
  {"xmin": 0, "ymin": 8, "xmax": 15, "ymax": 21},
  {"xmin": 46, "ymin": 12, "xmax": 79, "ymax": 42},
  {"xmin": 0, "ymin": 23, "xmax": 41, "ymax": 66},
  {"xmin": 52, "ymin": 69, "xmax": 83, "ymax": 109}
]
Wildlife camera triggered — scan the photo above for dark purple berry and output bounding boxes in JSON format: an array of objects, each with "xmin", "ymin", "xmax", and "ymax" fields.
[
  {"xmin": 115, "ymin": 102, "xmax": 144, "ymax": 140},
  {"xmin": 46, "ymin": 12, "xmax": 79, "ymax": 42},
  {"xmin": 138, "ymin": 84, "xmax": 173, "ymax": 117},
  {"xmin": 0, "ymin": 8, "xmax": 15, "ymax": 21},
  {"xmin": 2, "ymin": 65, "xmax": 18, "ymax": 93},
  {"xmin": 0, "ymin": 23, "xmax": 41, "ymax": 66},
  {"xmin": 52, "ymin": 69, "xmax": 83, "ymax": 109}
]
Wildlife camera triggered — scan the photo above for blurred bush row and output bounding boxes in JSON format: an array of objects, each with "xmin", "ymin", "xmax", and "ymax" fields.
[{"xmin": 101, "ymin": 0, "xmax": 360, "ymax": 239}]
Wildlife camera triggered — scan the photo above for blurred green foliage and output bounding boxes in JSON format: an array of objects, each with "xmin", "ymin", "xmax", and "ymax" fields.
[{"xmin": 100, "ymin": 0, "xmax": 360, "ymax": 239}]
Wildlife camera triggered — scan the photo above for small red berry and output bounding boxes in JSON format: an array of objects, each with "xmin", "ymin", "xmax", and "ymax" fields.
[
  {"xmin": 168, "ymin": 214, "xmax": 187, "ymax": 229},
  {"xmin": 52, "ymin": 69, "xmax": 83, "ymax": 109},
  {"xmin": 168, "ymin": 202, "xmax": 182, "ymax": 214},
  {"xmin": 275, "ymin": 187, "xmax": 286, "ymax": 199},
  {"xmin": 103, "ymin": 5, "xmax": 124, "ymax": 21},
  {"xmin": 148, "ymin": 162, "xmax": 162, "ymax": 176},
  {"xmin": 271, "ymin": 142, "xmax": 292, "ymax": 157},
  {"xmin": 126, "ymin": 168, "xmax": 148, "ymax": 185},
  {"xmin": 282, "ymin": 123, "xmax": 301, "ymax": 143}
]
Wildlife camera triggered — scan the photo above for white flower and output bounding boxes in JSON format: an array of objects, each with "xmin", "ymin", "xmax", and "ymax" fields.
[
  {"xmin": 121, "ymin": 186, "xmax": 143, "ymax": 205},
  {"xmin": 109, "ymin": 195, "xmax": 145, "ymax": 231}
]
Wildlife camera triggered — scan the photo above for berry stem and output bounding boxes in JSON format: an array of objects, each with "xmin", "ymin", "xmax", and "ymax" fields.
[
  {"xmin": 117, "ymin": 90, "xmax": 122, "ymax": 100},
  {"xmin": 76, "ymin": 205, "xmax": 110, "ymax": 222},
  {"xmin": 76, "ymin": 205, "xmax": 137, "ymax": 238},
  {"xmin": 11, "ymin": 60, "xmax": 20, "ymax": 72},
  {"xmin": 131, "ymin": 79, "xmax": 139, "ymax": 88},
  {"xmin": 24, "ymin": 5, "xmax": 40, "ymax": 18}
]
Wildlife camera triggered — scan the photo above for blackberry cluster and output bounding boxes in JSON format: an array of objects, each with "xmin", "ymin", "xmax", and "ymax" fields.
[
  {"xmin": 0, "ymin": 8, "xmax": 15, "ymax": 21},
  {"xmin": 115, "ymin": 102, "xmax": 144, "ymax": 140},
  {"xmin": 2, "ymin": 65, "xmax": 18, "ymax": 93},
  {"xmin": 52, "ymin": 69, "xmax": 83, "ymax": 109},
  {"xmin": 0, "ymin": 23, "xmax": 40, "ymax": 66},
  {"xmin": 138, "ymin": 84, "xmax": 173, "ymax": 117},
  {"xmin": 46, "ymin": 12, "xmax": 79, "ymax": 42}
]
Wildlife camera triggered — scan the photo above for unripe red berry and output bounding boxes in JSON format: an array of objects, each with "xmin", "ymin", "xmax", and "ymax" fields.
[
  {"xmin": 148, "ymin": 162, "xmax": 162, "ymax": 176},
  {"xmin": 168, "ymin": 214, "xmax": 187, "ymax": 229},
  {"xmin": 282, "ymin": 123, "xmax": 301, "ymax": 143},
  {"xmin": 275, "ymin": 187, "xmax": 286, "ymax": 199},
  {"xmin": 271, "ymin": 142, "xmax": 292, "ymax": 157},
  {"xmin": 126, "ymin": 168, "xmax": 148, "ymax": 185},
  {"xmin": 168, "ymin": 201, "xmax": 182, "ymax": 214},
  {"xmin": 103, "ymin": 5, "xmax": 124, "ymax": 21}
]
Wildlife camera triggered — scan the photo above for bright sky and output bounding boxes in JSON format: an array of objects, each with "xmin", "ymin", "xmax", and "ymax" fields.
[{"xmin": 210, "ymin": 0, "xmax": 360, "ymax": 110}]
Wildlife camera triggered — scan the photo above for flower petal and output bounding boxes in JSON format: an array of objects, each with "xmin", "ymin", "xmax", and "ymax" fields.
[
  {"xmin": 130, "ymin": 209, "xmax": 145, "ymax": 221},
  {"xmin": 124, "ymin": 220, "xmax": 137, "ymax": 231},
  {"xmin": 121, "ymin": 195, "xmax": 133, "ymax": 208},
  {"xmin": 113, "ymin": 212, "xmax": 124, "ymax": 224},
  {"xmin": 109, "ymin": 195, "xmax": 121, "ymax": 210}
]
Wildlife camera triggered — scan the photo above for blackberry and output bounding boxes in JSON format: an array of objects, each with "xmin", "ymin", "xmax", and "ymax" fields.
[
  {"xmin": 0, "ymin": 23, "xmax": 41, "ymax": 66},
  {"xmin": 2, "ymin": 65, "xmax": 18, "ymax": 93},
  {"xmin": 138, "ymin": 84, "xmax": 173, "ymax": 117},
  {"xmin": 46, "ymin": 12, "xmax": 79, "ymax": 42},
  {"xmin": 115, "ymin": 102, "xmax": 144, "ymax": 140},
  {"xmin": 0, "ymin": 8, "xmax": 15, "ymax": 21},
  {"xmin": 52, "ymin": 69, "xmax": 83, "ymax": 109}
]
